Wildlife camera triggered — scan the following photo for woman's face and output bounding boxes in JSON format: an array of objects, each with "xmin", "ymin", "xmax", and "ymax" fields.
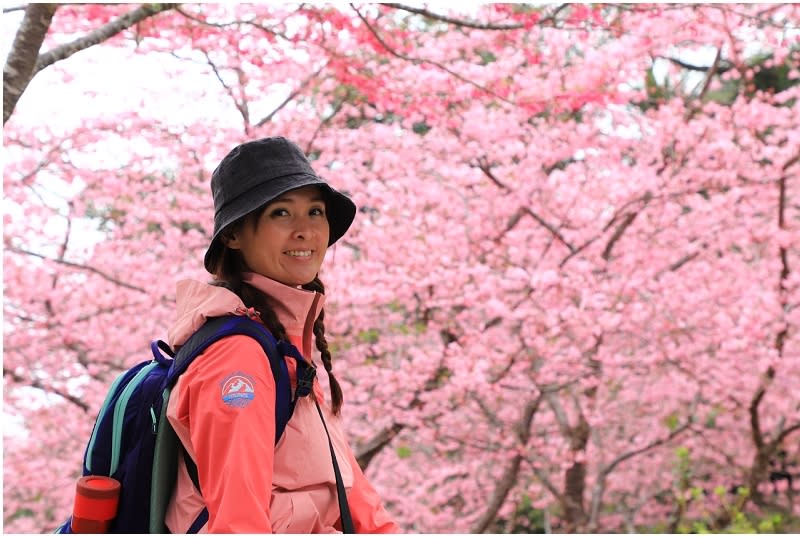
[{"xmin": 226, "ymin": 185, "xmax": 330, "ymax": 286}]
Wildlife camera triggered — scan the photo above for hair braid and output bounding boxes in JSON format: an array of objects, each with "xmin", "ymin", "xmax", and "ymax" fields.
[{"xmin": 303, "ymin": 276, "xmax": 344, "ymax": 415}]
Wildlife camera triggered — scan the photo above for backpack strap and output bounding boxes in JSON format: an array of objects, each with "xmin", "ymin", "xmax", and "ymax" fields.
[
  {"xmin": 315, "ymin": 400, "xmax": 355, "ymax": 533},
  {"xmin": 149, "ymin": 315, "xmax": 311, "ymax": 533}
]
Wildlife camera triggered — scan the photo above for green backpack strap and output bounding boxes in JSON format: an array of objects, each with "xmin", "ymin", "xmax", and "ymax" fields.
[{"xmin": 149, "ymin": 387, "xmax": 179, "ymax": 533}]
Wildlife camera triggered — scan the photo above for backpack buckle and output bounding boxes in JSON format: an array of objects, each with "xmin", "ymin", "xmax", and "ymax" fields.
[{"xmin": 295, "ymin": 364, "xmax": 316, "ymax": 399}]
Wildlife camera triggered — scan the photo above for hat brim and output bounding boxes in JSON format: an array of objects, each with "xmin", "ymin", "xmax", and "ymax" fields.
[{"xmin": 203, "ymin": 173, "xmax": 356, "ymax": 274}]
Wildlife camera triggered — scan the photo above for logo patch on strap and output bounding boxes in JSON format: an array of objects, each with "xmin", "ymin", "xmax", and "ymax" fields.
[{"xmin": 221, "ymin": 372, "xmax": 256, "ymax": 408}]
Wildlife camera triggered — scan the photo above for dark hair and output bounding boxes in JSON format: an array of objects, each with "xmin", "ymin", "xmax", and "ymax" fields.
[{"xmin": 209, "ymin": 206, "xmax": 345, "ymax": 415}]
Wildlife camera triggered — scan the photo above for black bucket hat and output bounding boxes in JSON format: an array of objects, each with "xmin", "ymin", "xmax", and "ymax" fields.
[{"xmin": 203, "ymin": 136, "xmax": 357, "ymax": 274}]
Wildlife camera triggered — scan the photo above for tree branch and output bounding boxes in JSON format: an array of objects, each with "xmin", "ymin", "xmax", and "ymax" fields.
[
  {"xmin": 355, "ymin": 423, "xmax": 404, "ymax": 470},
  {"xmin": 471, "ymin": 396, "xmax": 542, "ymax": 533},
  {"xmin": 527, "ymin": 459, "xmax": 566, "ymax": 504},
  {"xmin": 474, "ymin": 156, "xmax": 509, "ymax": 190},
  {"xmin": 695, "ymin": 45, "xmax": 723, "ymax": 101},
  {"xmin": 606, "ymin": 422, "xmax": 692, "ymax": 480},
  {"xmin": 3, "ymin": 3, "xmax": 58, "ymax": 124},
  {"xmin": 3, "ymin": 366, "xmax": 90, "ymax": 412},
  {"xmin": 524, "ymin": 207, "xmax": 577, "ymax": 253},
  {"xmin": 776, "ymin": 422, "xmax": 800, "ymax": 444},
  {"xmin": 3, "ymin": 5, "xmax": 29, "ymax": 13},
  {"xmin": 749, "ymin": 367, "xmax": 774, "ymax": 451},
  {"xmin": 588, "ymin": 418, "xmax": 693, "ymax": 530},
  {"xmin": 199, "ymin": 48, "xmax": 250, "ymax": 130},
  {"xmin": 353, "ymin": 353, "xmax": 454, "ymax": 470},
  {"xmin": 255, "ymin": 64, "xmax": 326, "ymax": 127},
  {"xmin": 385, "ymin": 3, "xmax": 525, "ymax": 30},
  {"xmin": 544, "ymin": 389, "xmax": 573, "ymax": 439},
  {"xmin": 33, "ymin": 3, "xmax": 179, "ymax": 75},
  {"xmin": 350, "ymin": 3, "xmax": 517, "ymax": 107},
  {"xmin": 601, "ymin": 191, "xmax": 653, "ymax": 262},
  {"xmin": 4, "ymin": 3, "xmax": 179, "ymax": 124},
  {"xmin": 469, "ymin": 391, "xmax": 503, "ymax": 429},
  {"xmin": 658, "ymin": 54, "xmax": 733, "ymax": 74},
  {"xmin": 385, "ymin": 3, "xmax": 571, "ymax": 30},
  {"xmin": 6, "ymin": 246, "xmax": 147, "ymax": 293},
  {"xmin": 305, "ymin": 99, "xmax": 345, "ymax": 154}
]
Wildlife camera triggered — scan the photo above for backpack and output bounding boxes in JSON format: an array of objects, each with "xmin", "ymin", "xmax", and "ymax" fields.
[{"xmin": 55, "ymin": 314, "xmax": 315, "ymax": 534}]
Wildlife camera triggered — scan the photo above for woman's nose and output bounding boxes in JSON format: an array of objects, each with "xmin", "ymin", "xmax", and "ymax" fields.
[{"xmin": 291, "ymin": 218, "xmax": 313, "ymax": 239}]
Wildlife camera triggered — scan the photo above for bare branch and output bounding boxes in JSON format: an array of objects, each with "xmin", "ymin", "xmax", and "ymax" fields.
[
  {"xmin": 33, "ymin": 3, "xmax": 179, "ymax": 75},
  {"xmin": 3, "ymin": 4, "xmax": 28, "ymax": 14},
  {"xmin": 305, "ymin": 99, "xmax": 345, "ymax": 154},
  {"xmin": 3, "ymin": 366, "xmax": 90, "ymax": 412},
  {"xmin": 695, "ymin": 45, "xmax": 723, "ymax": 101},
  {"xmin": 6, "ymin": 246, "xmax": 147, "ymax": 293},
  {"xmin": 255, "ymin": 64, "xmax": 327, "ymax": 127},
  {"xmin": 658, "ymin": 54, "xmax": 733, "ymax": 74},
  {"xmin": 385, "ymin": 3, "xmax": 525, "ymax": 30},
  {"xmin": 199, "ymin": 49, "xmax": 250, "ymax": 131},
  {"xmin": 385, "ymin": 3, "xmax": 571, "ymax": 31}
]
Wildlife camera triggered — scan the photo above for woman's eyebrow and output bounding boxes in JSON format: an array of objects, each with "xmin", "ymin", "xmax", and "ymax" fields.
[{"xmin": 273, "ymin": 194, "xmax": 326, "ymax": 203}]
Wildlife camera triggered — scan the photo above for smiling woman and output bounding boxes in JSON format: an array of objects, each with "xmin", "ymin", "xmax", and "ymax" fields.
[{"xmin": 161, "ymin": 136, "xmax": 398, "ymax": 533}]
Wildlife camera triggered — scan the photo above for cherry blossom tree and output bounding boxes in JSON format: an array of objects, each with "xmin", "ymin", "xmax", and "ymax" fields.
[{"xmin": 4, "ymin": 3, "xmax": 799, "ymax": 533}]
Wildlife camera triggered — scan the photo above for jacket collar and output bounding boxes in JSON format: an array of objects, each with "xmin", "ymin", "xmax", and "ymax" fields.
[{"xmin": 242, "ymin": 272, "xmax": 325, "ymax": 359}]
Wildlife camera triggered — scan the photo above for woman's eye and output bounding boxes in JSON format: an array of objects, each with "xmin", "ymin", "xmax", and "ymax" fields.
[
  {"xmin": 310, "ymin": 207, "xmax": 326, "ymax": 217},
  {"xmin": 270, "ymin": 208, "xmax": 289, "ymax": 217}
]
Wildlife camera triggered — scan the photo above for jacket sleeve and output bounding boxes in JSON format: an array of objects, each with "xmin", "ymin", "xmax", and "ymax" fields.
[
  {"xmin": 345, "ymin": 447, "xmax": 401, "ymax": 533},
  {"xmin": 183, "ymin": 334, "xmax": 277, "ymax": 533}
]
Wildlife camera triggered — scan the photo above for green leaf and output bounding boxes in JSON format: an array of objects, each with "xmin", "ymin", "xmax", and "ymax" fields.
[
  {"xmin": 358, "ymin": 328, "xmax": 380, "ymax": 344},
  {"xmin": 475, "ymin": 48, "xmax": 497, "ymax": 65},
  {"xmin": 412, "ymin": 121, "xmax": 431, "ymax": 135},
  {"xmin": 665, "ymin": 412, "xmax": 679, "ymax": 431}
]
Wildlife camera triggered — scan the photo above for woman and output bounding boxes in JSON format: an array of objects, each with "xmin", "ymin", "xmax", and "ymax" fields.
[{"xmin": 164, "ymin": 136, "xmax": 399, "ymax": 533}]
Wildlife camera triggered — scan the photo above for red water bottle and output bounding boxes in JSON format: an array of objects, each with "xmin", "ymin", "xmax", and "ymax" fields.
[{"xmin": 70, "ymin": 476, "xmax": 121, "ymax": 533}]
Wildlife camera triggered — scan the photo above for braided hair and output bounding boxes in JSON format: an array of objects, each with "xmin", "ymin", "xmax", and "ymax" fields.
[
  {"xmin": 209, "ymin": 207, "xmax": 344, "ymax": 415},
  {"xmin": 300, "ymin": 276, "xmax": 344, "ymax": 414}
]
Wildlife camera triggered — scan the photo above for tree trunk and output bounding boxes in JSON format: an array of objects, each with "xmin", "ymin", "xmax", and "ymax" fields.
[
  {"xmin": 3, "ymin": 3, "xmax": 57, "ymax": 124},
  {"xmin": 562, "ymin": 416, "xmax": 590, "ymax": 531}
]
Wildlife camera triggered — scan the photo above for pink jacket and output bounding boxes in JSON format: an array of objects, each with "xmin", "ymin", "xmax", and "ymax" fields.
[{"xmin": 164, "ymin": 274, "xmax": 399, "ymax": 533}]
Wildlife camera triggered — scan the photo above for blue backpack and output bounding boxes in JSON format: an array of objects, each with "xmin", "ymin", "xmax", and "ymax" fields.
[{"xmin": 56, "ymin": 315, "xmax": 314, "ymax": 533}]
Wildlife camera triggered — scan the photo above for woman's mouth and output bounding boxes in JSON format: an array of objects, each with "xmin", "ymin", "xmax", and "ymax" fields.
[{"xmin": 285, "ymin": 250, "xmax": 313, "ymax": 258}]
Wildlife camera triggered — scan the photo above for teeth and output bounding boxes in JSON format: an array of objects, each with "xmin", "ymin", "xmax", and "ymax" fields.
[{"xmin": 286, "ymin": 250, "xmax": 312, "ymax": 257}]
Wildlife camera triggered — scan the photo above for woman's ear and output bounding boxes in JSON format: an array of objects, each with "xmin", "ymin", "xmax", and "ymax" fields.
[{"xmin": 222, "ymin": 231, "xmax": 242, "ymax": 250}]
